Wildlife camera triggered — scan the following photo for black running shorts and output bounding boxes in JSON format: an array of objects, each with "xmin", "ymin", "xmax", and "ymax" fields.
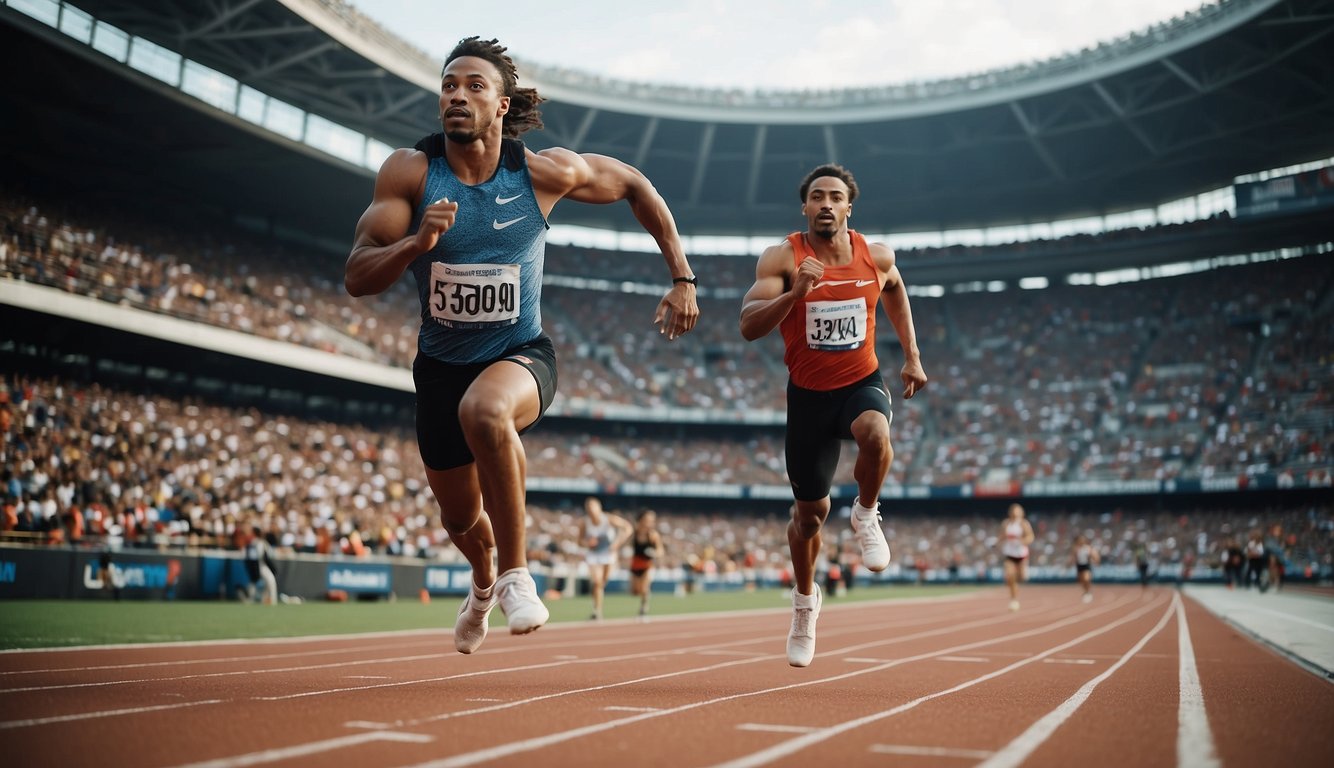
[
  {"xmin": 785, "ymin": 370, "xmax": 893, "ymax": 502},
  {"xmin": 412, "ymin": 334, "xmax": 558, "ymax": 471}
]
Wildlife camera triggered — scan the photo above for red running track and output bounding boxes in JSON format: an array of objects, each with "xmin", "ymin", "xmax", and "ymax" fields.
[{"xmin": 2, "ymin": 585, "xmax": 1331, "ymax": 767}]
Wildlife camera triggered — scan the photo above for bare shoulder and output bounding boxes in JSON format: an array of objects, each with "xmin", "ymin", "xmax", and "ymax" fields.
[
  {"xmin": 526, "ymin": 146, "xmax": 584, "ymax": 191},
  {"xmin": 377, "ymin": 147, "xmax": 429, "ymax": 198},
  {"xmin": 867, "ymin": 240, "xmax": 897, "ymax": 271},
  {"xmin": 756, "ymin": 238, "xmax": 796, "ymax": 276}
]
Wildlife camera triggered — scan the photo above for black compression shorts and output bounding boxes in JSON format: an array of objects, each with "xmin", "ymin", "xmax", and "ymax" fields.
[
  {"xmin": 412, "ymin": 334, "xmax": 557, "ymax": 471},
  {"xmin": 785, "ymin": 370, "xmax": 893, "ymax": 502}
]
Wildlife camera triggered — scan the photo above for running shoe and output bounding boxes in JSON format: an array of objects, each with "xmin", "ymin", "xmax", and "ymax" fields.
[
  {"xmin": 453, "ymin": 583, "xmax": 496, "ymax": 654},
  {"xmin": 851, "ymin": 498, "xmax": 891, "ymax": 572},
  {"xmin": 786, "ymin": 584, "xmax": 822, "ymax": 667},
  {"xmin": 1009, "ymin": 599, "xmax": 1020, "ymax": 612},
  {"xmin": 496, "ymin": 567, "xmax": 549, "ymax": 634}
]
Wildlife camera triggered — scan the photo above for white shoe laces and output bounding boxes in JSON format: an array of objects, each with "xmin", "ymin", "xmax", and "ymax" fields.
[
  {"xmin": 857, "ymin": 510, "xmax": 884, "ymax": 544},
  {"xmin": 791, "ymin": 606, "xmax": 815, "ymax": 638}
]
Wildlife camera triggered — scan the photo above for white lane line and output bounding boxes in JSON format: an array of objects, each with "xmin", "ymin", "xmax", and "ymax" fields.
[
  {"xmin": 705, "ymin": 596, "xmax": 1171, "ymax": 768},
  {"xmin": 977, "ymin": 593, "xmax": 1179, "ymax": 768},
  {"xmin": 938, "ymin": 656, "xmax": 990, "ymax": 663},
  {"xmin": 604, "ymin": 706, "xmax": 660, "ymax": 713},
  {"xmin": 0, "ymin": 698, "xmax": 225, "ymax": 729},
  {"xmin": 394, "ymin": 595, "xmax": 1156, "ymax": 768},
  {"xmin": 844, "ymin": 657, "xmax": 896, "ymax": 664},
  {"xmin": 870, "ymin": 744, "xmax": 995, "ymax": 759},
  {"xmin": 1042, "ymin": 659, "xmax": 1096, "ymax": 665},
  {"xmin": 0, "ymin": 639, "xmax": 441, "ymax": 677},
  {"xmin": 1176, "ymin": 596, "xmax": 1222, "ymax": 768},
  {"xmin": 0, "ymin": 653, "xmax": 442, "ymax": 694},
  {"xmin": 737, "ymin": 723, "xmax": 818, "ymax": 734},
  {"xmin": 167, "ymin": 731, "xmax": 434, "ymax": 768},
  {"xmin": 0, "ymin": 628, "xmax": 447, "ymax": 655}
]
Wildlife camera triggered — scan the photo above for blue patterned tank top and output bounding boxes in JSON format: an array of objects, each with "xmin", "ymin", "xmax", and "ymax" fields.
[{"xmin": 409, "ymin": 137, "xmax": 548, "ymax": 363}]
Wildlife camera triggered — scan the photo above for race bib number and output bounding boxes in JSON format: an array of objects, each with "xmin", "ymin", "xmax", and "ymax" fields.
[
  {"xmin": 429, "ymin": 263, "xmax": 520, "ymax": 328},
  {"xmin": 805, "ymin": 298, "xmax": 867, "ymax": 350}
]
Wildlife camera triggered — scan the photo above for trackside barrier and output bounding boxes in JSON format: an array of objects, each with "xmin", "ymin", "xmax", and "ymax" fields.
[{"xmin": 0, "ymin": 544, "xmax": 1323, "ymax": 601}]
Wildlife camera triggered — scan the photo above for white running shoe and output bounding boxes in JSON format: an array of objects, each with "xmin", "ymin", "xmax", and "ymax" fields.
[
  {"xmin": 496, "ymin": 567, "xmax": 549, "ymax": 634},
  {"xmin": 1082, "ymin": 592, "xmax": 1093, "ymax": 604},
  {"xmin": 1009, "ymin": 599, "xmax": 1020, "ymax": 612},
  {"xmin": 453, "ymin": 583, "xmax": 497, "ymax": 654},
  {"xmin": 786, "ymin": 584, "xmax": 822, "ymax": 667},
  {"xmin": 851, "ymin": 499, "xmax": 891, "ymax": 572}
]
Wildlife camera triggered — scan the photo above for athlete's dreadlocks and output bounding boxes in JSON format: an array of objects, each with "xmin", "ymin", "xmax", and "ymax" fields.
[{"xmin": 443, "ymin": 37, "xmax": 545, "ymax": 138}]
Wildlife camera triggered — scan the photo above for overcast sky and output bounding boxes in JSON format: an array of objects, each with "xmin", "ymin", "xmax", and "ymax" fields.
[{"xmin": 351, "ymin": 0, "xmax": 1208, "ymax": 91}]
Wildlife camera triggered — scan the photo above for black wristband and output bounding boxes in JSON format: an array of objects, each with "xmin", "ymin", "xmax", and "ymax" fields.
[{"xmin": 673, "ymin": 276, "xmax": 698, "ymax": 286}]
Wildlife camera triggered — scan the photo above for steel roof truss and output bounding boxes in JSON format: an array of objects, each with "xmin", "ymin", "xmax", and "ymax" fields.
[
  {"xmin": 688, "ymin": 123, "xmax": 716, "ymax": 206},
  {"xmin": 1007, "ymin": 100, "xmax": 1066, "ymax": 181}
]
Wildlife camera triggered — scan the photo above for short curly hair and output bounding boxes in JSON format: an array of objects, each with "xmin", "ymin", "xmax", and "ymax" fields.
[{"xmin": 798, "ymin": 164, "xmax": 859, "ymax": 203}]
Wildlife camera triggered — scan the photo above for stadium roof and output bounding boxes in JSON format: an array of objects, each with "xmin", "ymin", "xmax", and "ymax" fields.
[{"xmin": 3, "ymin": 0, "xmax": 1333, "ymax": 240}]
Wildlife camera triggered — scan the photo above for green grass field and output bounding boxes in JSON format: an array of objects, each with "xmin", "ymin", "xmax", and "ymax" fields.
[{"xmin": 0, "ymin": 585, "xmax": 979, "ymax": 650}]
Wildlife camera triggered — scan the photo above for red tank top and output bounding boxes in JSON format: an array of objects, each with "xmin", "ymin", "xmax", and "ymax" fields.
[{"xmin": 778, "ymin": 231, "xmax": 881, "ymax": 391}]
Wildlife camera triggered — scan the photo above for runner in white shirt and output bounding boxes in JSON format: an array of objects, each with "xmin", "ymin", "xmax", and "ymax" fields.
[{"xmin": 1000, "ymin": 503, "xmax": 1035, "ymax": 611}]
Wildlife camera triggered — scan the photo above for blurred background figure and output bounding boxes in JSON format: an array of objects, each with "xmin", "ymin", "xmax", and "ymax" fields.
[
  {"xmin": 582, "ymin": 497, "xmax": 631, "ymax": 620},
  {"xmin": 629, "ymin": 509, "xmax": 664, "ymax": 618},
  {"xmin": 1072, "ymin": 534, "xmax": 1101, "ymax": 603},
  {"xmin": 244, "ymin": 524, "xmax": 278, "ymax": 605},
  {"xmin": 1001, "ymin": 503, "xmax": 1034, "ymax": 611}
]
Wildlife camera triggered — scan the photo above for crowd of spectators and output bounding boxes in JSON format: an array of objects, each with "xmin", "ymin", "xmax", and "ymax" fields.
[
  {"xmin": 2, "ymin": 189, "xmax": 1331, "ymax": 489},
  {"xmin": 2, "ymin": 372, "xmax": 1330, "ymax": 584}
]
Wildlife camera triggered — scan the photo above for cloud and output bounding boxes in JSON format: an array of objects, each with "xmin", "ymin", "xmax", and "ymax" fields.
[{"xmin": 356, "ymin": 0, "xmax": 1208, "ymax": 91}]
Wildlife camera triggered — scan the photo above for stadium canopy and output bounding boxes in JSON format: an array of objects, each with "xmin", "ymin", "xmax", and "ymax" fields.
[{"xmin": 3, "ymin": 0, "xmax": 1333, "ymax": 240}]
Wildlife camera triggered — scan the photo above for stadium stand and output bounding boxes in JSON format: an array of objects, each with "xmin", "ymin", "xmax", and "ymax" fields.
[{"xmin": 1, "ymin": 0, "xmax": 1331, "ymax": 601}]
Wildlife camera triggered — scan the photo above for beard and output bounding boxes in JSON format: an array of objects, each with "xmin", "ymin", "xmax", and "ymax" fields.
[
  {"xmin": 810, "ymin": 219, "xmax": 838, "ymax": 239},
  {"xmin": 444, "ymin": 125, "xmax": 482, "ymax": 143},
  {"xmin": 441, "ymin": 109, "xmax": 489, "ymax": 143}
]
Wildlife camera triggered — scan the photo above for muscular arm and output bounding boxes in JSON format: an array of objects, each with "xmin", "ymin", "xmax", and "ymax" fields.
[
  {"xmin": 531, "ymin": 148, "xmax": 698, "ymax": 337},
  {"xmin": 344, "ymin": 149, "xmax": 448, "ymax": 297},
  {"xmin": 874, "ymin": 244, "xmax": 928, "ymax": 398},
  {"xmin": 739, "ymin": 243, "xmax": 807, "ymax": 341}
]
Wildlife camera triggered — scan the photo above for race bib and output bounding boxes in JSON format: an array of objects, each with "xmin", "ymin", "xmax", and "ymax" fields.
[
  {"xmin": 805, "ymin": 298, "xmax": 867, "ymax": 350},
  {"xmin": 428, "ymin": 262, "xmax": 520, "ymax": 328}
]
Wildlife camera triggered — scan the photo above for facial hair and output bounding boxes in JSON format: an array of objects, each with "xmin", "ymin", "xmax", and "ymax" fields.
[
  {"xmin": 810, "ymin": 217, "xmax": 838, "ymax": 239},
  {"xmin": 442, "ymin": 108, "xmax": 486, "ymax": 143}
]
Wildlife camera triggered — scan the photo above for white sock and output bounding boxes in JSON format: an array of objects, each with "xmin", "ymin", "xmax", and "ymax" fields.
[{"xmin": 853, "ymin": 498, "xmax": 879, "ymax": 518}]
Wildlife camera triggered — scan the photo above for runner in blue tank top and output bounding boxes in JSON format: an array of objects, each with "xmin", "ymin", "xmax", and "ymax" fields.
[{"xmin": 345, "ymin": 37, "xmax": 699, "ymax": 653}]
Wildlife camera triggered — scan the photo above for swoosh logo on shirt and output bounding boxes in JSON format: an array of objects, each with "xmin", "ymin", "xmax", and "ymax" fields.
[
  {"xmin": 495, "ymin": 193, "xmax": 522, "ymax": 205},
  {"xmin": 493, "ymin": 216, "xmax": 527, "ymax": 230},
  {"xmin": 813, "ymin": 278, "xmax": 878, "ymax": 289}
]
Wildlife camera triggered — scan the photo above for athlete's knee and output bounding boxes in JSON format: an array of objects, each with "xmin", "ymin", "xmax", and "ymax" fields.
[
  {"xmin": 852, "ymin": 414, "xmax": 892, "ymax": 456},
  {"xmin": 789, "ymin": 501, "xmax": 828, "ymax": 539},
  {"xmin": 458, "ymin": 391, "xmax": 513, "ymax": 445},
  {"xmin": 439, "ymin": 508, "xmax": 487, "ymax": 540}
]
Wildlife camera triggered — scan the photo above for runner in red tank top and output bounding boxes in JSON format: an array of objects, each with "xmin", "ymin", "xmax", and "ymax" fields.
[{"xmin": 740, "ymin": 164, "xmax": 928, "ymax": 667}]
